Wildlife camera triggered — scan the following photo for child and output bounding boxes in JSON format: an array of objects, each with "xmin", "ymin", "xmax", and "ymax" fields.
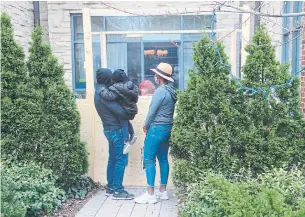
[{"xmin": 99, "ymin": 69, "xmax": 138, "ymax": 154}]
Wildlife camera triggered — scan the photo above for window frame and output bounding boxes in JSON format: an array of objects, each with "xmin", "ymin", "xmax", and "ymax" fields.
[
  {"xmin": 282, "ymin": 1, "xmax": 303, "ymax": 74},
  {"xmin": 72, "ymin": 14, "xmax": 214, "ymax": 92},
  {"xmin": 291, "ymin": 1, "xmax": 302, "ymax": 74},
  {"xmin": 71, "ymin": 14, "xmax": 86, "ymax": 93}
]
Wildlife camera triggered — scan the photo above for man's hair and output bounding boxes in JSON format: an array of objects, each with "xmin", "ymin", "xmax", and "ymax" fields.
[
  {"xmin": 96, "ymin": 68, "xmax": 112, "ymax": 86},
  {"xmin": 156, "ymin": 74, "xmax": 168, "ymax": 84}
]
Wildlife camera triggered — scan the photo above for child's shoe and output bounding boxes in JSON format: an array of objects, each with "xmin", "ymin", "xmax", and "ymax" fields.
[
  {"xmin": 123, "ymin": 141, "xmax": 131, "ymax": 155},
  {"xmin": 130, "ymin": 134, "xmax": 137, "ymax": 145}
]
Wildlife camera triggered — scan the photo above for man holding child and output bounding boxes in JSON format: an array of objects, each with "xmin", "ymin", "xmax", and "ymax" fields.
[{"xmin": 94, "ymin": 63, "xmax": 177, "ymax": 203}]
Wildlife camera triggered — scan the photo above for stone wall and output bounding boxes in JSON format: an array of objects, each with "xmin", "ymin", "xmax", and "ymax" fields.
[
  {"xmin": 39, "ymin": 1, "xmax": 49, "ymax": 42},
  {"xmin": 0, "ymin": 1, "xmax": 34, "ymax": 57}
]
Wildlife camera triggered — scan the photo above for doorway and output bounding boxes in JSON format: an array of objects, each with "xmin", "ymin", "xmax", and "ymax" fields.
[{"xmin": 143, "ymin": 42, "xmax": 180, "ymax": 89}]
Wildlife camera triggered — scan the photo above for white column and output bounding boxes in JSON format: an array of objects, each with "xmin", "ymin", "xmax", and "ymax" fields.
[
  {"xmin": 230, "ymin": 29, "xmax": 237, "ymax": 77},
  {"xmin": 83, "ymin": 8, "xmax": 94, "ymax": 98},
  {"xmin": 82, "ymin": 8, "xmax": 96, "ymax": 180},
  {"xmin": 101, "ymin": 33, "xmax": 107, "ymax": 68}
]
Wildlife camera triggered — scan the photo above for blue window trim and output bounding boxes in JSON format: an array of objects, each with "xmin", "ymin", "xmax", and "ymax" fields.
[
  {"xmin": 291, "ymin": 1, "xmax": 302, "ymax": 74},
  {"xmin": 282, "ymin": 1, "xmax": 290, "ymax": 64},
  {"xmin": 71, "ymin": 14, "xmax": 86, "ymax": 92},
  {"xmin": 282, "ymin": 1, "xmax": 303, "ymax": 75}
]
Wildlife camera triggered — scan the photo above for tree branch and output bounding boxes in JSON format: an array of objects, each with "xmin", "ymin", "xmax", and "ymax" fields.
[{"xmin": 219, "ymin": 3, "xmax": 305, "ymax": 18}]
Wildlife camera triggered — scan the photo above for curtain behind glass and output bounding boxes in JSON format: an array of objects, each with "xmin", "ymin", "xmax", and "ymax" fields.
[
  {"xmin": 183, "ymin": 42, "xmax": 195, "ymax": 89},
  {"xmin": 106, "ymin": 43, "xmax": 128, "ymax": 73}
]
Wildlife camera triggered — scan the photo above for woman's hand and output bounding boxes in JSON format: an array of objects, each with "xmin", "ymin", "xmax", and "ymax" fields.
[{"xmin": 143, "ymin": 126, "xmax": 148, "ymax": 135}]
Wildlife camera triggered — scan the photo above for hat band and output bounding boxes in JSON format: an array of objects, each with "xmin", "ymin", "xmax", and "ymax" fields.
[{"xmin": 155, "ymin": 67, "xmax": 172, "ymax": 78}]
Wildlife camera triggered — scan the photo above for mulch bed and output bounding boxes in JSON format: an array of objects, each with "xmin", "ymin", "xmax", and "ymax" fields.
[{"xmin": 50, "ymin": 186, "xmax": 104, "ymax": 217}]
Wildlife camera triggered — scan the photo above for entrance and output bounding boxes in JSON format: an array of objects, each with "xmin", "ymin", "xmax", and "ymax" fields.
[{"xmin": 144, "ymin": 42, "xmax": 180, "ymax": 89}]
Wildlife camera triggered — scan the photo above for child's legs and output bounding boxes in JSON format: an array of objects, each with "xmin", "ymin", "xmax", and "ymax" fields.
[
  {"xmin": 128, "ymin": 121, "xmax": 135, "ymax": 136},
  {"xmin": 119, "ymin": 119, "xmax": 129, "ymax": 142}
]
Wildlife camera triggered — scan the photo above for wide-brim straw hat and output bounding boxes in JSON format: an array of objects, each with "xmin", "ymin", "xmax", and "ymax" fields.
[{"xmin": 150, "ymin": 62, "xmax": 174, "ymax": 82}]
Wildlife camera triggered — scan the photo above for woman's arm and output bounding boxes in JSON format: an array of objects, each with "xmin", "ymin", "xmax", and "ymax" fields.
[{"xmin": 144, "ymin": 87, "xmax": 166, "ymax": 129}]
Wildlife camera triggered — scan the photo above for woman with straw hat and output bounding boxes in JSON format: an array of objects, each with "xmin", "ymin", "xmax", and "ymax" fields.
[{"xmin": 134, "ymin": 62, "xmax": 177, "ymax": 204}]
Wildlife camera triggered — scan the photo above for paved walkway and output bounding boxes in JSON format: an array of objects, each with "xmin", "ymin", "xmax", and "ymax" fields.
[{"xmin": 75, "ymin": 188, "xmax": 178, "ymax": 217}]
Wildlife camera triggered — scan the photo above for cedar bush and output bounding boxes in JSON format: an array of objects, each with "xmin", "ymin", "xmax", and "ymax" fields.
[
  {"xmin": 1, "ymin": 13, "xmax": 88, "ymax": 188},
  {"xmin": 171, "ymin": 36, "xmax": 249, "ymax": 189},
  {"xmin": 1, "ymin": 13, "xmax": 44, "ymax": 163},
  {"xmin": 171, "ymin": 27, "xmax": 305, "ymax": 190},
  {"xmin": 240, "ymin": 26, "xmax": 305, "ymax": 170},
  {"xmin": 26, "ymin": 26, "xmax": 88, "ymax": 187}
]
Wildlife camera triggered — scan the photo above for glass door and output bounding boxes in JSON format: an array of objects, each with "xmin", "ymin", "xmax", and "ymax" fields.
[{"xmin": 143, "ymin": 42, "xmax": 180, "ymax": 89}]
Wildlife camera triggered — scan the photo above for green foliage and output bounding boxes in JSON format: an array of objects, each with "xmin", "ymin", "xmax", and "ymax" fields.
[
  {"xmin": 1, "ymin": 12, "xmax": 26, "ymax": 98},
  {"xmin": 171, "ymin": 27, "xmax": 305, "ymax": 189},
  {"xmin": 180, "ymin": 168, "xmax": 305, "ymax": 217},
  {"xmin": 67, "ymin": 175, "xmax": 98, "ymax": 199},
  {"xmin": 25, "ymin": 26, "xmax": 88, "ymax": 187},
  {"xmin": 1, "ymin": 163, "xmax": 64, "ymax": 217},
  {"xmin": 1, "ymin": 166, "xmax": 26, "ymax": 217},
  {"xmin": 239, "ymin": 26, "xmax": 305, "ymax": 172},
  {"xmin": 171, "ymin": 36, "xmax": 249, "ymax": 186},
  {"xmin": 1, "ymin": 13, "xmax": 44, "ymax": 165},
  {"xmin": 1, "ymin": 19, "xmax": 88, "ymax": 187}
]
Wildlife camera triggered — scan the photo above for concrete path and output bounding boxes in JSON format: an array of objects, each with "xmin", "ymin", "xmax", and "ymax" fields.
[{"xmin": 75, "ymin": 188, "xmax": 178, "ymax": 217}]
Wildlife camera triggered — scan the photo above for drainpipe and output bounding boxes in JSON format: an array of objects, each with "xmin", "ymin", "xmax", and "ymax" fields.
[{"xmin": 33, "ymin": 1, "xmax": 40, "ymax": 25}]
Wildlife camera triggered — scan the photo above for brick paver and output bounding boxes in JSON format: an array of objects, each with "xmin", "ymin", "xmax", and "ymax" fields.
[{"xmin": 75, "ymin": 188, "xmax": 178, "ymax": 217}]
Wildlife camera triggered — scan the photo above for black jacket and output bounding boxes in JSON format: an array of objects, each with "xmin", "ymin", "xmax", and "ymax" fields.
[
  {"xmin": 94, "ymin": 84, "xmax": 132, "ymax": 131},
  {"xmin": 100, "ymin": 81, "xmax": 139, "ymax": 119}
]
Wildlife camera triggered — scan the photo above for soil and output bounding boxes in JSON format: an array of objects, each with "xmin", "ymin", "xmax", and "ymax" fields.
[{"xmin": 50, "ymin": 186, "xmax": 104, "ymax": 217}]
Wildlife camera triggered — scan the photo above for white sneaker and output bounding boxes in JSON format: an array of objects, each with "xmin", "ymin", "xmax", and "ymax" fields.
[
  {"xmin": 155, "ymin": 190, "xmax": 169, "ymax": 200},
  {"xmin": 134, "ymin": 192, "xmax": 157, "ymax": 204},
  {"xmin": 130, "ymin": 135, "xmax": 137, "ymax": 145},
  {"xmin": 123, "ymin": 142, "xmax": 132, "ymax": 155}
]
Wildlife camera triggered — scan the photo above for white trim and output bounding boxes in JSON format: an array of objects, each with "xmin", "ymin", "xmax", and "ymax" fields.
[
  {"xmin": 91, "ymin": 29, "xmax": 242, "ymax": 35},
  {"xmin": 230, "ymin": 30, "xmax": 237, "ymax": 77},
  {"xmin": 88, "ymin": 8, "xmax": 246, "ymax": 17},
  {"xmin": 82, "ymin": 7, "xmax": 96, "ymax": 181},
  {"xmin": 241, "ymin": 5, "xmax": 251, "ymax": 78}
]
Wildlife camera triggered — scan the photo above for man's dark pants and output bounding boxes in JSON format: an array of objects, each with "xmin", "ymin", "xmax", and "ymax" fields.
[{"xmin": 104, "ymin": 129, "xmax": 128, "ymax": 193}]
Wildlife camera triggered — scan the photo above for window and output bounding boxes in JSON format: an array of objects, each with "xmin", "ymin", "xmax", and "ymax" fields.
[
  {"xmin": 182, "ymin": 15, "xmax": 213, "ymax": 30},
  {"xmin": 105, "ymin": 16, "xmax": 181, "ymax": 31},
  {"xmin": 282, "ymin": 1, "xmax": 302, "ymax": 74},
  {"xmin": 144, "ymin": 42, "xmax": 180, "ymax": 89},
  {"xmin": 92, "ymin": 35, "xmax": 101, "ymax": 86},
  {"xmin": 91, "ymin": 16, "xmax": 104, "ymax": 32},
  {"xmin": 72, "ymin": 14, "xmax": 85, "ymax": 90},
  {"xmin": 71, "ymin": 14, "xmax": 213, "ymax": 92}
]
